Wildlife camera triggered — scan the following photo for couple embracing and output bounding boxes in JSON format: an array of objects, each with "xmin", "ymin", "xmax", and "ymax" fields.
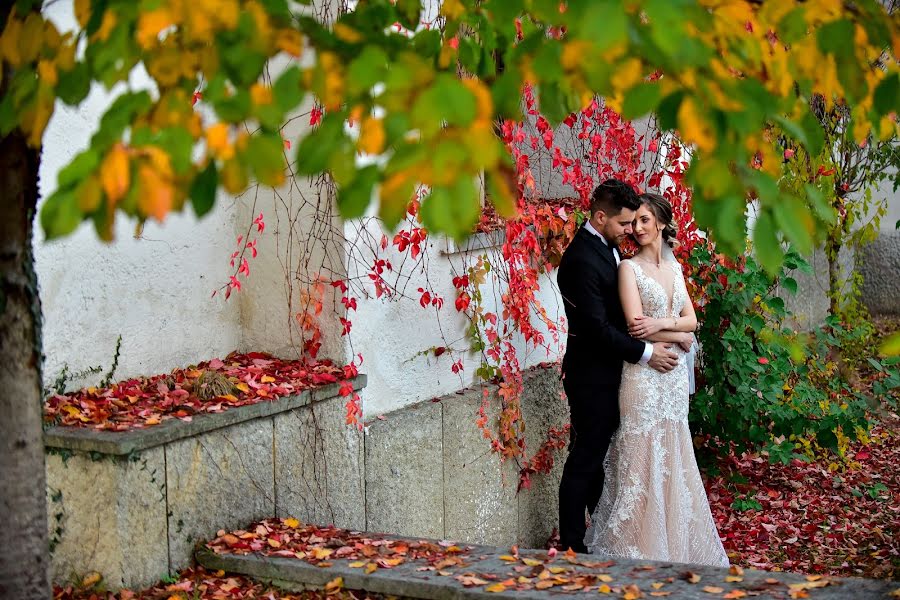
[{"xmin": 556, "ymin": 179, "xmax": 728, "ymax": 567}]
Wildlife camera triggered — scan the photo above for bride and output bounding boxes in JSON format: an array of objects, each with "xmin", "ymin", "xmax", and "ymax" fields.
[{"xmin": 584, "ymin": 192, "xmax": 729, "ymax": 567}]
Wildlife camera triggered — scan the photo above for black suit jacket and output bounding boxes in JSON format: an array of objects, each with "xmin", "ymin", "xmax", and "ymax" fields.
[{"xmin": 558, "ymin": 226, "xmax": 646, "ymax": 394}]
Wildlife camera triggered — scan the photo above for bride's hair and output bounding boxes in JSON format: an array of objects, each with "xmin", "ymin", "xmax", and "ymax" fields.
[{"xmin": 638, "ymin": 193, "xmax": 677, "ymax": 247}]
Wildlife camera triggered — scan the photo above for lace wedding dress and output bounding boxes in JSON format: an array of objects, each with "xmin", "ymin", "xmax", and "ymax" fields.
[{"xmin": 584, "ymin": 258, "xmax": 729, "ymax": 567}]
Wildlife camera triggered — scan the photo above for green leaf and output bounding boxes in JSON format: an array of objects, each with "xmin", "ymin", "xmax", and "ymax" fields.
[
  {"xmin": 873, "ymin": 72, "xmax": 899, "ymax": 116},
  {"xmin": 621, "ymin": 83, "xmax": 662, "ymax": 120},
  {"xmin": 246, "ymin": 133, "xmax": 286, "ymax": 187},
  {"xmin": 782, "ymin": 277, "xmax": 798, "ymax": 295},
  {"xmin": 656, "ymin": 91, "xmax": 684, "ymax": 131},
  {"xmin": 491, "ymin": 67, "xmax": 524, "ymax": 121},
  {"xmin": 394, "ymin": 0, "xmax": 420, "ymax": 30},
  {"xmin": 817, "ymin": 19, "xmax": 853, "ymax": 56},
  {"xmin": 800, "ymin": 110, "xmax": 825, "ymax": 158},
  {"xmin": 714, "ymin": 195, "xmax": 747, "ymax": 249},
  {"xmin": 190, "ymin": 162, "xmax": 218, "ymax": 218},
  {"xmin": 259, "ymin": 0, "xmax": 291, "ymax": 19},
  {"xmin": 40, "ymin": 189, "xmax": 82, "ymax": 239},
  {"xmin": 777, "ymin": 8, "xmax": 808, "ymax": 44},
  {"xmin": 57, "ymin": 150, "xmax": 99, "ymax": 189},
  {"xmin": 773, "ymin": 198, "xmax": 813, "ymax": 255},
  {"xmin": 805, "ymin": 184, "xmax": 835, "ymax": 224},
  {"xmin": 880, "ymin": 332, "xmax": 900, "ymax": 357},
  {"xmin": 154, "ymin": 127, "xmax": 194, "ymax": 175},
  {"xmin": 411, "ymin": 74, "xmax": 476, "ymax": 135},
  {"xmin": 272, "ymin": 66, "xmax": 305, "ymax": 114},
  {"xmin": 575, "ymin": 0, "xmax": 627, "ymax": 52},
  {"xmin": 56, "ymin": 62, "xmax": 91, "ymax": 105},
  {"xmin": 213, "ymin": 88, "xmax": 252, "ymax": 123},
  {"xmin": 337, "ymin": 165, "xmax": 379, "ymax": 219},
  {"xmin": 419, "ymin": 176, "xmax": 480, "ymax": 241},
  {"xmin": 346, "ymin": 46, "xmax": 388, "ymax": 97},
  {"xmin": 294, "ymin": 113, "xmax": 345, "ymax": 175},
  {"xmin": 92, "ymin": 91, "xmax": 153, "ymax": 149},
  {"xmin": 753, "ymin": 210, "xmax": 784, "ymax": 275},
  {"xmin": 220, "ymin": 44, "xmax": 267, "ymax": 87}
]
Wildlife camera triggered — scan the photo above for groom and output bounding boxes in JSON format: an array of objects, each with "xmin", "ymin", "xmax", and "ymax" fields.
[{"xmin": 556, "ymin": 179, "xmax": 678, "ymax": 553}]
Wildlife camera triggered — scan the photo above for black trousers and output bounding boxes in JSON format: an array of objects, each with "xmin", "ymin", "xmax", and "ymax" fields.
[{"xmin": 558, "ymin": 375, "xmax": 619, "ymax": 553}]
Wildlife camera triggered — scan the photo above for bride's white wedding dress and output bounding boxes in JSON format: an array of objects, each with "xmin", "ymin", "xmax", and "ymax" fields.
[{"xmin": 585, "ymin": 258, "xmax": 729, "ymax": 567}]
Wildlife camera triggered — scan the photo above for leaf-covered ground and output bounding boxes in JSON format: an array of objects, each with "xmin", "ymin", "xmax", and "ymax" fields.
[
  {"xmin": 705, "ymin": 316, "xmax": 900, "ymax": 580},
  {"xmin": 53, "ymin": 566, "xmax": 385, "ymax": 600},
  {"xmin": 44, "ymin": 352, "xmax": 355, "ymax": 431},
  {"xmin": 704, "ymin": 411, "xmax": 899, "ymax": 580}
]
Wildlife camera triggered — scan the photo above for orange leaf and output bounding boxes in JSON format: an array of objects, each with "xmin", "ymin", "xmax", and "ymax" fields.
[
  {"xmin": 137, "ymin": 163, "xmax": 174, "ymax": 221},
  {"xmin": 702, "ymin": 586, "xmax": 724, "ymax": 594},
  {"xmin": 100, "ymin": 144, "xmax": 131, "ymax": 204},
  {"xmin": 485, "ymin": 584, "xmax": 507, "ymax": 593}
]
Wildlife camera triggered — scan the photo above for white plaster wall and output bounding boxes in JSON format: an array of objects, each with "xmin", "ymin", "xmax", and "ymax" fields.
[
  {"xmin": 347, "ymin": 219, "xmax": 564, "ymax": 417},
  {"xmin": 35, "ymin": 2, "xmax": 242, "ymax": 388}
]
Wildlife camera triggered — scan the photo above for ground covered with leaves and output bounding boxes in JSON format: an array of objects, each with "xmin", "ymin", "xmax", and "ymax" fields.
[
  {"xmin": 705, "ymin": 316, "xmax": 900, "ymax": 580},
  {"xmin": 43, "ymin": 352, "xmax": 355, "ymax": 431},
  {"xmin": 52, "ymin": 567, "xmax": 390, "ymax": 600}
]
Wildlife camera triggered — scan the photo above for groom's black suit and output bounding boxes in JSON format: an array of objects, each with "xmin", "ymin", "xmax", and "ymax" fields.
[{"xmin": 556, "ymin": 225, "xmax": 646, "ymax": 553}]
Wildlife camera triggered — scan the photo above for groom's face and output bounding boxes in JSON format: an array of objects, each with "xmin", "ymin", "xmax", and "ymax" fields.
[{"xmin": 597, "ymin": 207, "xmax": 636, "ymax": 245}]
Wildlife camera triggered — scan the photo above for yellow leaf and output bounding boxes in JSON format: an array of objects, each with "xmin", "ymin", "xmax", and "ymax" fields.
[
  {"xmin": 548, "ymin": 567, "xmax": 567, "ymax": 574},
  {"xmin": 276, "ymin": 28, "xmax": 303, "ymax": 57},
  {"xmin": 92, "ymin": 11, "xmax": 117, "ymax": 42},
  {"xmin": 703, "ymin": 586, "xmax": 724, "ymax": 593},
  {"xmin": 598, "ymin": 584, "xmax": 612, "ymax": 594},
  {"xmin": 235, "ymin": 383, "xmax": 250, "ymax": 393},
  {"xmin": 261, "ymin": 375, "xmax": 276, "ymax": 383},
  {"xmin": 358, "ymin": 117, "xmax": 385, "ymax": 155},
  {"xmin": 206, "ymin": 123, "xmax": 233, "ymax": 160},
  {"xmin": 312, "ymin": 547, "xmax": 334, "ymax": 560},
  {"xmin": 650, "ymin": 592, "xmax": 671, "ymax": 598},
  {"xmin": 137, "ymin": 163, "xmax": 174, "ymax": 221},
  {"xmin": 521, "ymin": 558, "xmax": 543, "ymax": 567},
  {"xmin": 651, "ymin": 582, "xmax": 665, "ymax": 589},
  {"xmin": 324, "ymin": 577, "xmax": 343, "ymax": 592},
  {"xmin": 218, "ymin": 394, "xmax": 239, "ymax": 402},
  {"xmin": 485, "ymin": 584, "xmax": 507, "ymax": 593},
  {"xmin": 76, "ymin": 174, "xmax": 103, "ymax": 213},
  {"xmin": 137, "ymin": 8, "xmax": 175, "ymax": 49},
  {"xmin": 0, "ymin": 16, "xmax": 23, "ymax": 67},
  {"xmin": 268, "ymin": 538, "xmax": 281, "ymax": 548},
  {"xmin": 250, "ymin": 83, "xmax": 273, "ymax": 106},
  {"xmin": 348, "ymin": 561, "xmax": 366, "ymax": 568},
  {"xmin": 725, "ymin": 576, "xmax": 743, "ymax": 583},
  {"xmin": 37, "ymin": 59, "xmax": 57, "ymax": 87},
  {"xmin": 597, "ymin": 574, "xmax": 613, "ymax": 583},
  {"xmin": 100, "ymin": 144, "xmax": 131, "ymax": 204},
  {"xmin": 81, "ymin": 572, "xmax": 102, "ymax": 588},
  {"xmin": 678, "ymin": 97, "xmax": 717, "ymax": 154},
  {"xmin": 499, "ymin": 555, "xmax": 517, "ymax": 561},
  {"xmin": 333, "ymin": 22, "xmax": 362, "ymax": 43},
  {"xmin": 20, "ymin": 12, "xmax": 45, "ymax": 64},
  {"xmin": 365, "ymin": 563, "xmax": 378, "ymax": 574},
  {"xmin": 221, "ymin": 157, "xmax": 248, "ymax": 195}
]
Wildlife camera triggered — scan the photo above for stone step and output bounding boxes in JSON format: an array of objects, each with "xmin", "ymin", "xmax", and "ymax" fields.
[{"xmin": 195, "ymin": 528, "xmax": 900, "ymax": 600}]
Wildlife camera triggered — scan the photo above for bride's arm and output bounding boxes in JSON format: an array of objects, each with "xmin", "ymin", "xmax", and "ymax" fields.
[
  {"xmin": 628, "ymin": 269, "xmax": 698, "ymax": 337},
  {"xmin": 641, "ymin": 330, "xmax": 694, "ymax": 352}
]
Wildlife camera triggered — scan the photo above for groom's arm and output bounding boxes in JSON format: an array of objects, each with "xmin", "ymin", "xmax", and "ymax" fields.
[{"xmin": 560, "ymin": 259, "xmax": 645, "ymax": 364}]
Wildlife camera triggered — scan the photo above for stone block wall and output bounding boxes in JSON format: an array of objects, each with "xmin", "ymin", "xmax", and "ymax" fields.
[
  {"xmin": 45, "ymin": 377, "xmax": 366, "ymax": 589},
  {"xmin": 45, "ymin": 366, "xmax": 568, "ymax": 589},
  {"xmin": 363, "ymin": 365, "xmax": 568, "ymax": 550}
]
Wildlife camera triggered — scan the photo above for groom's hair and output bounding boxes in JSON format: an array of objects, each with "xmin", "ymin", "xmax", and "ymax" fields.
[{"xmin": 590, "ymin": 179, "xmax": 640, "ymax": 217}]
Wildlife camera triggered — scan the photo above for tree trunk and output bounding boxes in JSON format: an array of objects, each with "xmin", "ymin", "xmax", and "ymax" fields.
[
  {"xmin": 0, "ymin": 128, "xmax": 50, "ymax": 597},
  {"xmin": 826, "ymin": 233, "xmax": 841, "ymax": 318}
]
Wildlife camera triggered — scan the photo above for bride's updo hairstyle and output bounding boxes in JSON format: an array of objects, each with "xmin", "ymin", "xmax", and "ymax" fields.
[{"xmin": 638, "ymin": 193, "xmax": 677, "ymax": 247}]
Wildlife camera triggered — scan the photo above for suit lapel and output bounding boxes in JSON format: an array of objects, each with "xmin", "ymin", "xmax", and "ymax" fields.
[{"xmin": 579, "ymin": 226, "xmax": 617, "ymax": 270}]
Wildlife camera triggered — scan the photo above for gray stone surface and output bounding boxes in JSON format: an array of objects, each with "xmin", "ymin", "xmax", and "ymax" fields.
[
  {"xmin": 441, "ymin": 387, "xmax": 517, "ymax": 546},
  {"xmin": 165, "ymin": 418, "xmax": 276, "ymax": 571},
  {"xmin": 274, "ymin": 398, "xmax": 365, "ymax": 530},
  {"xmin": 517, "ymin": 367, "xmax": 567, "ymax": 549},
  {"xmin": 780, "ymin": 246, "xmax": 856, "ymax": 330},
  {"xmin": 43, "ymin": 375, "xmax": 367, "ymax": 456},
  {"xmin": 364, "ymin": 400, "xmax": 444, "ymax": 538},
  {"xmin": 46, "ymin": 448, "xmax": 168, "ymax": 589},
  {"xmin": 858, "ymin": 231, "xmax": 900, "ymax": 315},
  {"xmin": 196, "ymin": 538, "xmax": 900, "ymax": 600}
]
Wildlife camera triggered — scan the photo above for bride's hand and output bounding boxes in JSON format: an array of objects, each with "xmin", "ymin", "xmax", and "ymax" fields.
[{"xmin": 629, "ymin": 316, "xmax": 666, "ymax": 338}]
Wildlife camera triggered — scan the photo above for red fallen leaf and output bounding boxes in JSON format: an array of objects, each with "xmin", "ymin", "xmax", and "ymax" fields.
[{"xmin": 855, "ymin": 450, "xmax": 871, "ymax": 460}]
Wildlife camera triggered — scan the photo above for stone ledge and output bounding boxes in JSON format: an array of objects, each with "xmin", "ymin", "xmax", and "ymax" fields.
[
  {"xmin": 43, "ymin": 375, "xmax": 366, "ymax": 456},
  {"xmin": 195, "ymin": 540, "xmax": 899, "ymax": 600},
  {"xmin": 440, "ymin": 230, "xmax": 505, "ymax": 256}
]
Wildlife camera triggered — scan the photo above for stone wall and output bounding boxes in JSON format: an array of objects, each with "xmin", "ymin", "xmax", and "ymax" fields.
[
  {"xmin": 44, "ymin": 366, "xmax": 568, "ymax": 589},
  {"xmin": 45, "ymin": 378, "xmax": 366, "ymax": 589},
  {"xmin": 362, "ymin": 365, "xmax": 568, "ymax": 549}
]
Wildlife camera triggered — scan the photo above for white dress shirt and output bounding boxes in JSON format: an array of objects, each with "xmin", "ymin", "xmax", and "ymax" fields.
[{"xmin": 583, "ymin": 222, "xmax": 654, "ymax": 365}]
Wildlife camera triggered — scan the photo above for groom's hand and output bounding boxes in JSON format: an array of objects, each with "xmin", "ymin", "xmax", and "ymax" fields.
[{"xmin": 648, "ymin": 342, "xmax": 678, "ymax": 373}]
